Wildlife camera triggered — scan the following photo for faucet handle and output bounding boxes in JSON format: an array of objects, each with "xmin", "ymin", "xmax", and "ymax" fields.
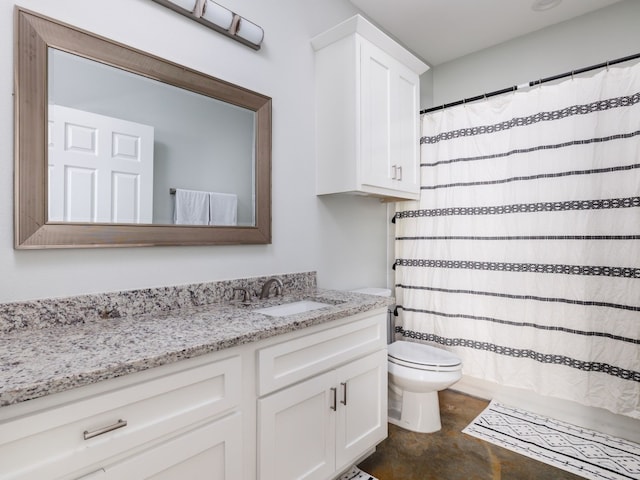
[
  {"xmin": 232, "ymin": 287, "xmax": 251, "ymax": 304},
  {"xmin": 260, "ymin": 277, "xmax": 284, "ymax": 299}
]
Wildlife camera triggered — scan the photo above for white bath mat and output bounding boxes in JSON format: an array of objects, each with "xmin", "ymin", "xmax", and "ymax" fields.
[
  {"xmin": 338, "ymin": 465, "xmax": 379, "ymax": 480},
  {"xmin": 463, "ymin": 401, "xmax": 640, "ymax": 480}
]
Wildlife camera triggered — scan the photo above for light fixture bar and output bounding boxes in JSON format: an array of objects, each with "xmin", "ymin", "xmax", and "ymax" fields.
[{"xmin": 152, "ymin": 0, "xmax": 264, "ymax": 50}]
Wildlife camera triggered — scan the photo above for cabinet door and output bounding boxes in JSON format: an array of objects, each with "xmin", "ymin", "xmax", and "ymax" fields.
[
  {"xmin": 258, "ymin": 372, "xmax": 336, "ymax": 480},
  {"xmin": 360, "ymin": 40, "xmax": 420, "ymax": 197},
  {"xmin": 360, "ymin": 40, "xmax": 394, "ymax": 191},
  {"xmin": 103, "ymin": 412, "xmax": 242, "ymax": 480},
  {"xmin": 392, "ymin": 65, "xmax": 420, "ymax": 195},
  {"xmin": 335, "ymin": 350, "xmax": 388, "ymax": 471}
]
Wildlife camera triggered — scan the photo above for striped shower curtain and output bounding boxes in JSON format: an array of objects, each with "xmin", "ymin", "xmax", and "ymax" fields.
[{"xmin": 394, "ymin": 63, "xmax": 640, "ymax": 419}]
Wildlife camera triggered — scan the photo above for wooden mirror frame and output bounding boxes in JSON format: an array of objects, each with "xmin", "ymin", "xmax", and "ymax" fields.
[{"xmin": 14, "ymin": 8, "xmax": 271, "ymax": 248}]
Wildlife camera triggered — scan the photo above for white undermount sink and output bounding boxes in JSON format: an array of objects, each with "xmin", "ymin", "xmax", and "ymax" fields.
[{"xmin": 254, "ymin": 300, "xmax": 331, "ymax": 317}]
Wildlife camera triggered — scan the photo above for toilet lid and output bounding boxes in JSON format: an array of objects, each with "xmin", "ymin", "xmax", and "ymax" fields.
[{"xmin": 388, "ymin": 341, "xmax": 461, "ymax": 370}]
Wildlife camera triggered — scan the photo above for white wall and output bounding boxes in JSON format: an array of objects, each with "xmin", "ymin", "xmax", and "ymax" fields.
[
  {"xmin": 427, "ymin": 0, "xmax": 640, "ymax": 107},
  {"xmin": 1, "ymin": 0, "xmax": 392, "ymax": 302}
]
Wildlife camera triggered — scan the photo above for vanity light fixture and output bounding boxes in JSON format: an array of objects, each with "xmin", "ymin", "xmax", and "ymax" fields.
[{"xmin": 153, "ymin": 0, "xmax": 264, "ymax": 50}]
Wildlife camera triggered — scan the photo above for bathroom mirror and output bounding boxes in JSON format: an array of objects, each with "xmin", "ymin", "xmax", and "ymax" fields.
[{"xmin": 14, "ymin": 8, "xmax": 271, "ymax": 248}]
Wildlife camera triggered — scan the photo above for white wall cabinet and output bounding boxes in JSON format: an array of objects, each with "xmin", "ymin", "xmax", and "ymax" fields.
[
  {"xmin": 257, "ymin": 312, "xmax": 387, "ymax": 480},
  {"xmin": 312, "ymin": 15, "xmax": 429, "ymax": 201}
]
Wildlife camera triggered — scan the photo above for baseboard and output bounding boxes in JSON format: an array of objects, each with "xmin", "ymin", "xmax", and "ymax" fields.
[{"xmin": 451, "ymin": 375, "xmax": 640, "ymax": 444}]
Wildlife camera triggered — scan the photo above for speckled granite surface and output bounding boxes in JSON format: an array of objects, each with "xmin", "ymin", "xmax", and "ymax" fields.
[
  {"xmin": 0, "ymin": 272, "xmax": 317, "ymax": 333},
  {"xmin": 0, "ymin": 272, "xmax": 393, "ymax": 407}
]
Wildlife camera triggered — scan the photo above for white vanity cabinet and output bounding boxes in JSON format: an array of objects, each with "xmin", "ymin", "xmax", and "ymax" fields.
[
  {"xmin": 257, "ymin": 310, "xmax": 388, "ymax": 480},
  {"xmin": 0, "ymin": 353, "xmax": 243, "ymax": 480},
  {"xmin": 0, "ymin": 305, "xmax": 389, "ymax": 480},
  {"xmin": 312, "ymin": 15, "xmax": 429, "ymax": 201}
]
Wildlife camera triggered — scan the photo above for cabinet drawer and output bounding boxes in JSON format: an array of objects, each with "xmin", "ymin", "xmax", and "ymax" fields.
[
  {"xmin": 104, "ymin": 412, "xmax": 242, "ymax": 479},
  {"xmin": 258, "ymin": 311, "xmax": 386, "ymax": 396},
  {"xmin": 0, "ymin": 354, "xmax": 241, "ymax": 480}
]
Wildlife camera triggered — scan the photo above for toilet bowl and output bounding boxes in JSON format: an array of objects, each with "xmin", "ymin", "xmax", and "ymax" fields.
[
  {"xmin": 387, "ymin": 340, "xmax": 462, "ymax": 433},
  {"xmin": 349, "ymin": 288, "xmax": 462, "ymax": 434}
]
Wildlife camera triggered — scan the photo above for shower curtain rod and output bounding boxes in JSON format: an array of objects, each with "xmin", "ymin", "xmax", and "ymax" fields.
[{"xmin": 420, "ymin": 51, "xmax": 640, "ymax": 115}]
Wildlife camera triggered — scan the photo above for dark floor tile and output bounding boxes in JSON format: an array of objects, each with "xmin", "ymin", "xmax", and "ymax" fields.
[{"xmin": 358, "ymin": 389, "xmax": 584, "ymax": 480}]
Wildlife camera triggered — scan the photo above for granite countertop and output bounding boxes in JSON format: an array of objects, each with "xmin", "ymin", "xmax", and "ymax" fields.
[{"xmin": 0, "ymin": 288, "xmax": 393, "ymax": 408}]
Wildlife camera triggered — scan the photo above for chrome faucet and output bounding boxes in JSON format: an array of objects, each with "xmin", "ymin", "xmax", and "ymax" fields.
[{"xmin": 260, "ymin": 277, "xmax": 284, "ymax": 299}]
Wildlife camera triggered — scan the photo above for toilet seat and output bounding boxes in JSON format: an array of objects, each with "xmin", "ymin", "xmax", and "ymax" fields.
[{"xmin": 388, "ymin": 341, "xmax": 461, "ymax": 372}]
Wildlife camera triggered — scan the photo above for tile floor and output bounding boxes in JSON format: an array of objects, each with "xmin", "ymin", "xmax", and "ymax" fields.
[{"xmin": 358, "ymin": 389, "xmax": 584, "ymax": 480}]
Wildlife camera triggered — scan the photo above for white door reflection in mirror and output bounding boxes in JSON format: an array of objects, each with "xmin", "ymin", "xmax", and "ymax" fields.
[{"xmin": 48, "ymin": 105, "xmax": 154, "ymax": 223}]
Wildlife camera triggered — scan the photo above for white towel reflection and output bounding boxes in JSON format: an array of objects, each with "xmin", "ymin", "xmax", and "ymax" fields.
[
  {"xmin": 209, "ymin": 192, "xmax": 237, "ymax": 226},
  {"xmin": 173, "ymin": 188, "xmax": 237, "ymax": 225},
  {"xmin": 174, "ymin": 189, "xmax": 210, "ymax": 225}
]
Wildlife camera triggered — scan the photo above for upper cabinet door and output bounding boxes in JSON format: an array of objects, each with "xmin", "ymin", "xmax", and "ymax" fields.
[
  {"xmin": 360, "ymin": 40, "xmax": 394, "ymax": 191},
  {"xmin": 360, "ymin": 41, "xmax": 421, "ymax": 196},
  {"xmin": 392, "ymin": 61, "xmax": 421, "ymax": 195}
]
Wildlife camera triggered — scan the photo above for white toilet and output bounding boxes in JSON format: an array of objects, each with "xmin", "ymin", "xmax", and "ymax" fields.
[
  {"xmin": 353, "ymin": 288, "xmax": 462, "ymax": 433},
  {"xmin": 387, "ymin": 340, "xmax": 462, "ymax": 433},
  {"xmin": 350, "ymin": 288, "xmax": 463, "ymax": 434}
]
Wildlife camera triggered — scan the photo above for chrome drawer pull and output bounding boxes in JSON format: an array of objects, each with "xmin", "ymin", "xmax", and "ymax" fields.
[
  {"xmin": 340, "ymin": 382, "xmax": 347, "ymax": 406},
  {"xmin": 330, "ymin": 387, "xmax": 337, "ymax": 411},
  {"xmin": 83, "ymin": 419, "xmax": 128, "ymax": 440}
]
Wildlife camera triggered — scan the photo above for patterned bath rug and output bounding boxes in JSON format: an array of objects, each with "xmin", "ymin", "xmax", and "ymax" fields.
[
  {"xmin": 463, "ymin": 401, "xmax": 640, "ymax": 480},
  {"xmin": 338, "ymin": 465, "xmax": 379, "ymax": 480}
]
